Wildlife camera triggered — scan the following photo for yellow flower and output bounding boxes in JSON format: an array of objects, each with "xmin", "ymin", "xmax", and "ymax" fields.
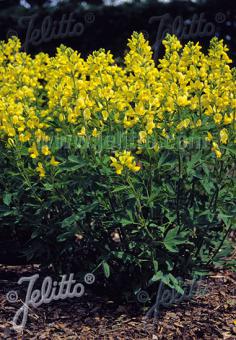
[
  {"xmin": 139, "ymin": 131, "xmax": 147, "ymax": 144},
  {"xmin": 211, "ymin": 142, "xmax": 222, "ymax": 158},
  {"xmin": 136, "ymin": 147, "xmax": 143, "ymax": 154},
  {"xmin": 110, "ymin": 151, "xmax": 140, "ymax": 175},
  {"xmin": 78, "ymin": 126, "xmax": 86, "ymax": 136},
  {"xmin": 220, "ymin": 128, "xmax": 228, "ymax": 144},
  {"xmin": 0, "ymin": 34, "xmax": 235, "ymax": 178},
  {"xmin": 83, "ymin": 108, "xmax": 91, "ymax": 120},
  {"xmin": 177, "ymin": 119, "xmax": 190, "ymax": 130},
  {"xmin": 224, "ymin": 114, "xmax": 233, "ymax": 125},
  {"xmin": 214, "ymin": 113, "xmax": 223, "ymax": 124},
  {"xmin": 92, "ymin": 128, "xmax": 99, "ymax": 137},
  {"xmin": 147, "ymin": 120, "xmax": 155, "ymax": 135},
  {"xmin": 59, "ymin": 113, "xmax": 65, "ymax": 122},
  {"xmin": 50, "ymin": 156, "xmax": 59, "ymax": 166},
  {"xmin": 28, "ymin": 143, "xmax": 39, "ymax": 159},
  {"xmin": 153, "ymin": 143, "xmax": 159, "ymax": 152},
  {"xmin": 36, "ymin": 162, "xmax": 45, "ymax": 178},
  {"xmin": 206, "ymin": 132, "xmax": 213, "ymax": 142},
  {"xmin": 110, "ymin": 157, "xmax": 124, "ymax": 175},
  {"xmin": 129, "ymin": 164, "xmax": 141, "ymax": 172},
  {"xmin": 102, "ymin": 110, "xmax": 109, "ymax": 121},
  {"xmin": 196, "ymin": 119, "xmax": 202, "ymax": 127},
  {"xmin": 177, "ymin": 95, "xmax": 189, "ymax": 107},
  {"xmin": 214, "ymin": 149, "xmax": 222, "ymax": 158},
  {"xmin": 42, "ymin": 145, "xmax": 51, "ymax": 156}
]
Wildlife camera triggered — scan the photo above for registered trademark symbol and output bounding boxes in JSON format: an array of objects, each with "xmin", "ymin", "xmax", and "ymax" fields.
[{"xmin": 215, "ymin": 12, "xmax": 226, "ymax": 24}]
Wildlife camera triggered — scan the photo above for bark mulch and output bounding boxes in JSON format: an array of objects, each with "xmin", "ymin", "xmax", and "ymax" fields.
[{"xmin": 0, "ymin": 265, "xmax": 235, "ymax": 339}]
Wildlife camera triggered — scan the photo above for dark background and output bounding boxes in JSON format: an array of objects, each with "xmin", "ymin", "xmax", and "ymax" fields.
[{"xmin": 0, "ymin": 0, "xmax": 235, "ymax": 63}]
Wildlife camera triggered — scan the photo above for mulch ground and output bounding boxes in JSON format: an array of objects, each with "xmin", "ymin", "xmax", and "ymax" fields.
[{"xmin": 0, "ymin": 265, "xmax": 235, "ymax": 339}]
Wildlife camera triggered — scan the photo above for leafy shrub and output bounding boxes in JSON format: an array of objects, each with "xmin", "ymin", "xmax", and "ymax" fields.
[{"xmin": 0, "ymin": 33, "xmax": 235, "ymax": 297}]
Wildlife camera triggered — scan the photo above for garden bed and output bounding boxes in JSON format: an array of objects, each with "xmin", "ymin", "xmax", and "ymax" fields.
[{"xmin": 0, "ymin": 265, "xmax": 235, "ymax": 339}]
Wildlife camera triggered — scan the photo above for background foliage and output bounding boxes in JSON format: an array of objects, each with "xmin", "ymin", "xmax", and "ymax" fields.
[{"xmin": 0, "ymin": 0, "xmax": 235, "ymax": 63}]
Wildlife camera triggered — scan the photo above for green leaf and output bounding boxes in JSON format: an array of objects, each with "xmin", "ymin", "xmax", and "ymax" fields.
[
  {"xmin": 201, "ymin": 178, "xmax": 215, "ymax": 194},
  {"xmin": 153, "ymin": 259, "xmax": 158, "ymax": 273},
  {"xmin": 168, "ymin": 274, "xmax": 184, "ymax": 294},
  {"xmin": 43, "ymin": 183, "xmax": 54, "ymax": 191},
  {"xmin": 164, "ymin": 227, "xmax": 188, "ymax": 253},
  {"xmin": 3, "ymin": 193, "xmax": 12, "ymax": 206},
  {"xmin": 218, "ymin": 212, "xmax": 232, "ymax": 228},
  {"xmin": 149, "ymin": 271, "xmax": 163, "ymax": 284},
  {"xmin": 102, "ymin": 261, "xmax": 110, "ymax": 278},
  {"xmin": 120, "ymin": 218, "xmax": 134, "ymax": 226},
  {"xmin": 57, "ymin": 231, "xmax": 74, "ymax": 242},
  {"xmin": 226, "ymin": 145, "xmax": 236, "ymax": 156},
  {"xmin": 68, "ymin": 155, "xmax": 81, "ymax": 163},
  {"xmin": 0, "ymin": 206, "xmax": 13, "ymax": 217},
  {"xmin": 112, "ymin": 185, "xmax": 130, "ymax": 193},
  {"xmin": 165, "ymin": 259, "xmax": 174, "ymax": 271},
  {"xmin": 61, "ymin": 214, "xmax": 79, "ymax": 228}
]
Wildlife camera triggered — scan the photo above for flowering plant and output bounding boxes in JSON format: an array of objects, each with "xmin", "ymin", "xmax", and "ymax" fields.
[{"xmin": 0, "ymin": 33, "xmax": 235, "ymax": 296}]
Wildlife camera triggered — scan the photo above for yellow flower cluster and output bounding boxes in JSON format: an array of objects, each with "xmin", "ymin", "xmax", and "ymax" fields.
[
  {"xmin": 0, "ymin": 33, "xmax": 235, "ymax": 177},
  {"xmin": 110, "ymin": 151, "xmax": 140, "ymax": 175}
]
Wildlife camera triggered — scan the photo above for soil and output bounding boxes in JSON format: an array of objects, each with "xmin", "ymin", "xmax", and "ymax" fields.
[{"xmin": 0, "ymin": 265, "xmax": 235, "ymax": 340}]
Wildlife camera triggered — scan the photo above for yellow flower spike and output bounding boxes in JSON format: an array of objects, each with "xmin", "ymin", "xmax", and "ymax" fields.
[
  {"xmin": 0, "ymin": 34, "xmax": 236, "ymax": 178},
  {"xmin": 110, "ymin": 151, "xmax": 140, "ymax": 175}
]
